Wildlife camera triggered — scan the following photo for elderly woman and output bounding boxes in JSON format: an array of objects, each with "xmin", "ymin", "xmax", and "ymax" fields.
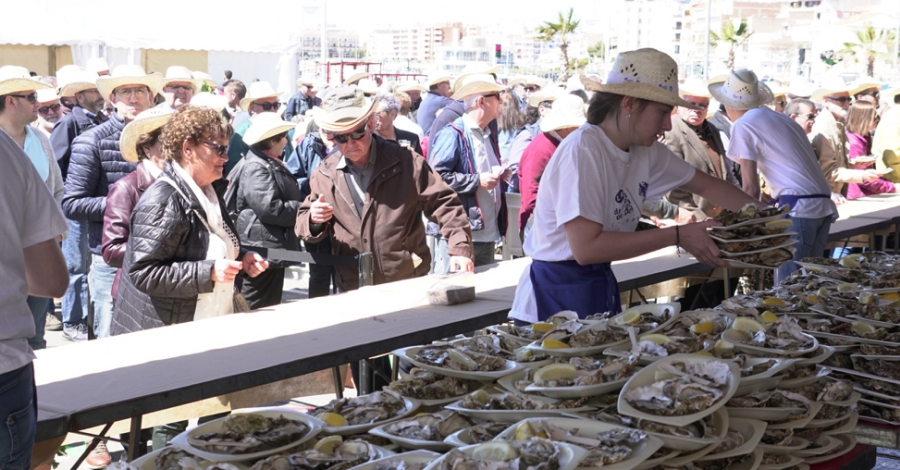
[
  {"xmin": 373, "ymin": 92, "xmax": 422, "ymax": 154},
  {"xmin": 231, "ymin": 112, "xmax": 304, "ymax": 308},
  {"xmin": 102, "ymin": 108, "xmax": 172, "ymax": 300},
  {"xmin": 111, "ymin": 106, "xmax": 268, "ymax": 334}
]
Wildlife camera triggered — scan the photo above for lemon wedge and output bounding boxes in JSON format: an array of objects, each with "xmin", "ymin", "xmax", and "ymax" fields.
[
  {"xmin": 541, "ymin": 338, "xmax": 570, "ymax": 349},
  {"xmin": 472, "ymin": 442, "xmax": 518, "ymax": 461},
  {"xmin": 690, "ymin": 321, "xmax": 715, "ymax": 335},
  {"xmin": 514, "ymin": 347, "xmax": 533, "ymax": 362},
  {"xmin": 713, "ymin": 339, "xmax": 734, "ymax": 356},
  {"xmin": 448, "ymin": 349, "xmax": 478, "ymax": 369},
  {"xmin": 806, "ymin": 295, "xmax": 820, "ymax": 304},
  {"xmin": 615, "ymin": 311, "xmax": 642, "ymax": 325},
  {"xmin": 313, "ymin": 435, "xmax": 343, "ymax": 455},
  {"xmin": 732, "ymin": 317, "xmax": 766, "ymax": 332},
  {"xmin": 839, "ymin": 257, "xmax": 861, "ymax": 268},
  {"xmin": 315, "ymin": 412, "xmax": 348, "ymax": 427},
  {"xmin": 837, "ymin": 283, "xmax": 858, "ymax": 293},
  {"xmin": 858, "ymin": 291, "xmax": 876, "ymax": 305},
  {"xmin": 760, "ymin": 311, "xmax": 779, "ymax": 323},
  {"xmin": 468, "ymin": 389, "xmax": 490, "ymax": 404},
  {"xmin": 817, "ymin": 287, "xmax": 829, "ymax": 297},
  {"xmin": 641, "ymin": 334, "xmax": 672, "ymax": 344},
  {"xmin": 762, "ymin": 297, "xmax": 786, "ymax": 306},
  {"xmin": 882, "ymin": 292, "xmax": 900, "ymax": 302},
  {"xmin": 514, "ymin": 422, "xmax": 536, "ymax": 441},
  {"xmin": 851, "ymin": 321, "xmax": 876, "ymax": 335},
  {"xmin": 531, "ymin": 322, "xmax": 555, "ymax": 333},
  {"xmin": 533, "ymin": 363, "xmax": 578, "ymax": 383},
  {"xmin": 765, "ymin": 219, "xmax": 793, "ymax": 231}
]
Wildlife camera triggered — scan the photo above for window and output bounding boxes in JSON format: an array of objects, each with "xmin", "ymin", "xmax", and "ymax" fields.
[
  {"xmin": 675, "ymin": 33, "xmax": 681, "ymax": 41},
  {"xmin": 675, "ymin": 21, "xmax": 682, "ymax": 30}
]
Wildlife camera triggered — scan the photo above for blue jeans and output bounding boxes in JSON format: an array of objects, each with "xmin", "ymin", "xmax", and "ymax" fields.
[
  {"xmin": 776, "ymin": 216, "xmax": 832, "ymax": 285},
  {"xmin": 0, "ymin": 364, "xmax": 36, "ymax": 470},
  {"xmin": 62, "ymin": 219, "xmax": 90, "ymax": 326},
  {"xmin": 431, "ymin": 239, "xmax": 496, "ymax": 274},
  {"xmin": 88, "ymin": 254, "xmax": 116, "ymax": 339},
  {"xmin": 26, "ymin": 297, "xmax": 50, "ymax": 350}
]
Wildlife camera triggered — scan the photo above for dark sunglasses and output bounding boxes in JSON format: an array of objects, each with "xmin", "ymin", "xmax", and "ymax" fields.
[
  {"xmin": 482, "ymin": 93, "xmax": 501, "ymax": 100},
  {"xmin": 9, "ymin": 93, "xmax": 38, "ymax": 104},
  {"xmin": 254, "ymin": 101, "xmax": 280, "ymax": 111},
  {"xmin": 826, "ymin": 96, "xmax": 852, "ymax": 103},
  {"xmin": 203, "ymin": 141, "xmax": 228, "ymax": 156},
  {"xmin": 329, "ymin": 126, "xmax": 367, "ymax": 144},
  {"xmin": 38, "ymin": 103, "xmax": 61, "ymax": 114},
  {"xmin": 523, "ymin": 86, "xmax": 536, "ymax": 92}
]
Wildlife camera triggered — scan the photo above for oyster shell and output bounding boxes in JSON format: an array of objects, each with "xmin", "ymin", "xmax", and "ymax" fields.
[
  {"xmin": 311, "ymin": 391, "xmax": 407, "ymax": 426},
  {"xmin": 414, "ymin": 344, "xmax": 506, "ymax": 372},
  {"xmin": 622, "ymin": 361, "xmax": 730, "ymax": 416},
  {"xmin": 383, "ymin": 411, "xmax": 472, "ymax": 441},
  {"xmin": 155, "ymin": 448, "xmax": 193, "ymax": 470},
  {"xmin": 187, "ymin": 414, "xmax": 309, "ymax": 455},
  {"xmin": 388, "ymin": 368, "xmax": 479, "ymax": 400},
  {"xmin": 711, "ymin": 430, "xmax": 744, "ymax": 454},
  {"xmin": 437, "ymin": 439, "xmax": 562, "ymax": 470},
  {"xmin": 458, "ymin": 392, "xmax": 587, "ymax": 411},
  {"xmin": 286, "ymin": 440, "xmax": 380, "ymax": 470}
]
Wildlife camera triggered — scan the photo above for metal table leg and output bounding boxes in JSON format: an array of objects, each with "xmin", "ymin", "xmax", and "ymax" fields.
[
  {"xmin": 332, "ymin": 366, "xmax": 344, "ymax": 399},
  {"xmin": 127, "ymin": 415, "xmax": 144, "ymax": 461},
  {"xmin": 359, "ymin": 359, "xmax": 371, "ymax": 395}
]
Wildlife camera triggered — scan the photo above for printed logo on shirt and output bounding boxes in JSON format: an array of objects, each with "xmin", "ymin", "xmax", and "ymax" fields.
[
  {"xmin": 614, "ymin": 189, "xmax": 635, "ymax": 221},
  {"xmin": 638, "ymin": 181, "xmax": 648, "ymax": 198}
]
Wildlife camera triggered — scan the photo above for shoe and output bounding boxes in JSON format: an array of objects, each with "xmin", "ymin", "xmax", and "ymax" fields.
[
  {"xmin": 86, "ymin": 441, "xmax": 111, "ymax": 469},
  {"xmin": 45, "ymin": 315, "xmax": 63, "ymax": 331},
  {"xmin": 62, "ymin": 323, "xmax": 88, "ymax": 342}
]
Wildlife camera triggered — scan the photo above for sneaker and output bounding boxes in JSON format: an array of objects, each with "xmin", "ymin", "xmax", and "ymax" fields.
[
  {"xmin": 62, "ymin": 323, "xmax": 88, "ymax": 342},
  {"xmin": 45, "ymin": 315, "xmax": 63, "ymax": 331},
  {"xmin": 86, "ymin": 441, "xmax": 111, "ymax": 469}
]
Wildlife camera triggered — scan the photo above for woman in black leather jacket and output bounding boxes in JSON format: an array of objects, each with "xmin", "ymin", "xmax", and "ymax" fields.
[
  {"xmin": 111, "ymin": 106, "xmax": 268, "ymax": 334},
  {"xmin": 232, "ymin": 112, "xmax": 303, "ymax": 308}
]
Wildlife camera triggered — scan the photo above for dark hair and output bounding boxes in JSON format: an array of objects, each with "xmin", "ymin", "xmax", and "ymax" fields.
[
  {"xmin": 570, "ymin": 89, "xmax": 589, "ymax": 103},
  {"xmin": 845, "ymin": 100, "xmax": 877, "ymax": 136},
  {"xmin": 224, "ymin": 70, "xmax": 233, "ymax": 80},
  {"xmin": 0, "ymin": 95, "xmax": 7, "ymax": 113},
  {"xmin": 497, "ymin": 91, "xmax": 525, "ymax": 132},
  {"xmin": 253, "ymin": 131, "xmax": 288, "ymax": 151},
  {"xmin": 136, "ymin": 127, "xmax": 164, "ymax": 160},
  {"xmin": 895, "ymin": 94, "xmax": 900, "ymax": 105},
  {"xmin": 162, "ymin": 105, "xmax": 233, "ymax": 163},
  {"xmin": 429, "ymin": 83, "xmax": 440, "ymax": 92},
  {"xmin": 784, "ymin": 98, "xmax": 814, "ymax": 117},
  {"xmin": 524, "ymin": 106, "xmax": 540, "ymax": 125},
  {"xmin": 586, "ymin": 92, "xmax": 650, "ymax": 126},
  {"xmin": 223, "ymin": 79, "xmax": 246, "ymax": 100}
]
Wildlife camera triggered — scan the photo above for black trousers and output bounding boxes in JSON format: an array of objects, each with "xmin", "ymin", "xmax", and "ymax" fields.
[
  {"xmin": 306, "ymin": 238, "xmax": 333, "ymax": 298},
  {"xmin": 240, "ymin": 267, "xmax": 285, "ymax": 310}
]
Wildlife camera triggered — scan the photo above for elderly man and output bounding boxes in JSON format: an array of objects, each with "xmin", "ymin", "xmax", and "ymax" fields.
[
  {"xmin": 710, "ymin": 70, "xmax": 837, "ymax": 283},
  {"xmin": 784, "ymin": 98, "xmax": 817, "ymax": 135},
  {"xmin": 226, "ymin": 81, "xmax": 291, "ymax": 174},
  {"xmin": 222, "ymin": 79, "xmax": 246, "ymax": 123},
  {"xmin": 373, "ymin": 93, "xmax": 422, "ymax": 154},
  {"xmin": 850, "ymin": 79, "xmax": 882, "ymax": 107},
  {"xmin": 398, "ymin": 83, "xmax": 425, "ymax": 122},
  {"xmin": 393, "ymin": 91, "xmax": 424, "ymax": 139},
  {"xmin": 285, "ymin": 79, "xmax": 314, "ymax": 122},
  {"xmin": 33, "ymin": 88, "xmax": 62, "ymax": 138},
  {"xmin": 62, "ymin": 65, "xmax": 160, "ymax": 346},
  {"xmin": 875, "ymin": 88, "xmax": 900, "ymax": 181},
  {"xmin": 158, "ymin": 66, "xmax": 197, "ymax": 111},
  {"xmin": 428, "ymin": 74, "xmax": 509, "ymax": 272},
  {"xmin": 418, "ymin": 74, "xmax": 454, "ymax": 137}
]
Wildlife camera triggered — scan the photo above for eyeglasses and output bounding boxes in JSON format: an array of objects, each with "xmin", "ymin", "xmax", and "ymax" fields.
[
  {"xmin": 523, "ymin": 87, "xmax": 536, "ymax": 92},
  {"xmin": 686, "ymin": 101, "xmax": 709, "ymax": 109},
  {"xmin": 115, "ymin": 87, "xmax": 149, "ymax": 98},
  {"xmin": 775, "ymin": 100, "xmax": 786, "ymax": 107},
  {"xmin": 253, "ymin": 101, "xmax": 280, "ymax": 111},
  {"xmin": 328, "ymin": 126, "xmax": 367, "ymax": 144},
  {"xmin": 482, "ymin": 93, "xmax": 501, "ymax": 101},
  {"xmin": 826, "ymin": 96, "xmax": 852, "ymax": 104},
  {"xmin": 38, "ymin": 103, "xmax": 61, "ymax": 114},
  {"xmin": 165, "ymin": 84, "xmax": 194, "ymax": 92},
  {"xmin": 203, "ymin": 141, "xmax": 228, "ymax": 156},
  {"xmin": 805, "ymin": 113, "xmax": 817, "ymax": 120},
  {"xmin": 8, "ymin": 93, "xmax": 38, "ymax": 104}
]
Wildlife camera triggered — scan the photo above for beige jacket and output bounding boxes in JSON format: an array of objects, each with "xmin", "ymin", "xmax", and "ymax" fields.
[{"xmin": 810, "ymin": 110, "xmax": 863, "ymax": 195}]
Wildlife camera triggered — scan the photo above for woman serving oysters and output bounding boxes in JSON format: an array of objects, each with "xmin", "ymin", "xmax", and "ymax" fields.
[{"xmin": 510, "ymin": 48, "xmax": 762, "ymax": 323}]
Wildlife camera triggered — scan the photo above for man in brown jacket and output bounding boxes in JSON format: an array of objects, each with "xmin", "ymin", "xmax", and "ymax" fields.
[{"xmin": 295, "ymin": 86, "xmax": 475, "ymax": 292}]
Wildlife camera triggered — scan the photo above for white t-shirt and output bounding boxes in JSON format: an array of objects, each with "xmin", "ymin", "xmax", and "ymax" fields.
[
  {"xmin": 727, "ymin": 107, "xmax": 836, "ymax": 219},
  {"xmin": 0, "ymin": 130, "xmax": 68, "ymax": 375},
  {"xmin": 510, "ymin": 123, "xmax": 697, "ymax": 322}
]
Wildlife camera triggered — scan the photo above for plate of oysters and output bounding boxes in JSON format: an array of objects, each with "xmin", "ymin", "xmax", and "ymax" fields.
[
  {"xmin": 247, "ymin": 438, "xmax": 394, "ymax": 470},
  {"xmin": 131, "ymin": 446, "xmax": 250, "ymax": 470},
  {"xmin": 443, "ymin": 422, "xmax": 511, "ymax": 448},
  {"xmin": 308, "ymin": 390, "xmax": 419, "ymax": 436},
  {"xmin": 513, "ymin": 356, "xmax": 640, "ymax": 399},
  {"xmin": 581, "ymin": 405, "xmax": 726, "ymax": 452},
  {"xmin": 617, "ymin": 354, "xmax": 739, "ymax": 427},
  {"xmin": 721, "ymin": 317, "xmax": 818, "ymax": 357},
  {"xmin": 450, "ymin": 335, "xmax": 554, "ymax": 368},
  {"xmin": 368, "ymin": 411, "xmax": 474, "ymax": 452},
  {"xmin": 487, "ymin": 312, "xmax": 582, "ymax": 346},
  {"xmin": 169, "ymin": 409, "xmax": 323, "ymax": 462},
  {"xmin": 695, "ymin": 417, "xmax": 766, "ymax": 462},
  {"xmin": 445, "ymin": 390, "xmax": 595, "ymax": 422},
  {"xmin": 394, "ymin": 344, "xmax": 522, "ymax": 381},
  {"xmin": 422, "ymin": 439, "xmax": 587, "ymax": 470},
  {"xmin": 388, "ymin": 368, "xmax": 485, "ymax": 406},
  {"xmin": 710, "ymin": 204, "xmax": 791, "ymax": 232},
  {"xmin": 345, "ymin": 450, "xmax": 441, "ymax": 470}
]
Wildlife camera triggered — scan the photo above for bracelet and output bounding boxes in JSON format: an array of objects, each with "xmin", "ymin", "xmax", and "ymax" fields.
[{"xmin": 675, "ymin": 225, "xmax": 681, "ymax": 257}]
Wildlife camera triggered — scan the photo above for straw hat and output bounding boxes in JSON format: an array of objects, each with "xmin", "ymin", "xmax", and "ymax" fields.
[
  {"xmin": 0, "ymin": 66, "xmax": 51, "ymax": 96},
  {"xmin": 243, "ymin": 112, "xmax": 295, "ymax": 147},
  {"xmin": 565, "ymin": 75, "xmax": 585, "ymax": 92},
  {"xmin": 119, "ymin": 108, "xmax": 173, "ymax": 163},
  {"xmin": 810, "ymin": 77, "xmax": 853, "ymax": 102},
  {"xmin": 239, "ymin": 81, "xmax": 280, "ymax": 112},
  {"xmin": 522, "ymin": 76, "xmax": 547, "ymax": 88},
  {"xmin": 36, "ymin": 88, "xmax": 59, "ymax": 104},
  {"xmin": 96, "ymin": 65, "xmax": 162, "ymax": 100},
  {"xmin": 849, "ymin": 78, "xmax": 884, "ymax": 97},
  {"xmin": 357, "ymin": 78, "xmax": 379, "ymax": 95},
  {"xmin": 192, "ymin": 71, "xmax": 217, "ymax": 89},
  {"xmin": 527, "ymin": 88, "xmax": 561, "ymax": 108},
  {"xmin": 86, "ymin": 57, "xmax": 110, "ymax": 75},
  {"xmin": 882, "ymin": 87, "xmax": 900, "ymax": 104},
  {"xmin": 786, "ymin": 79, "xmax": 814, "ymax": 99},
  {"xmin": 507, "ymin": 76, "xmax": 526, "ymax": 88},
  {"xmin": 297, "ymin": 78, "xmax": 314, "ymax": 87},
  {"xmin": 540, "ymin": 94, "xmax": 587, "ymax": 133},
  {"xmin": 313, "ymin": 86, "xmax": 378, "ymax": 133},
  {"xmin": 679, "ymin": 78, "xmax": 712, "ymax": 99},
  {"xmin": 708, "ymin": 69, "xmax": 774, "ymax": 110},
  {"xmin": 397, "ymin": 83, "xmax": 427, "ymax": 93},
  {"xmin": 580, "ymin": 48, "xmax": 699, "ymax": 109},
  {"xmin": 425, "ymin": 74, "xmax": 453, "ymax": 88},
  {"xmin": 459, "ymin": 63, "xmax": 501, "ymax": 77},
  {"xmin": 343, "ymin": 71, "xmax": 370, "ymax": 86},
  {"xmin": 160, "ymin": 66, "xmax": 200, "ymax": 92},
  {"xmin": 57, "ymin": 65, "xmax": 99, "ymax": 97},
  {"xmin": 452, "ymin": 74, "xmax": 504, "ymax": 100},
  {"xmin": 190, "ymin": 92, "xmax": 227, "ymax": 112}
]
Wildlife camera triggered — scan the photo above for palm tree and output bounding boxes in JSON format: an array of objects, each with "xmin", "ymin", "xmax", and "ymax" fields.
[
  {"xmin": 536, "ymin": 8, "xmax": 581, "ymax": 83},
  {"xmin": 709, "ymin": 18, "xmax": 753, "ymax": 71},
  {"xmin": 839, "ymin": 26, "xmax": 893, "ymax": 77}
]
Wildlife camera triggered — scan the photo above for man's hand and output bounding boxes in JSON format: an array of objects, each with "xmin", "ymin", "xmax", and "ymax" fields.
[
  {"xmin": 310, "ymin": 194, "xmax": 334, "ymax": 224},
  {"xmin": 861, "ymin": 169, "xmax": 882, "ymax": 183},
  {"xmin": 212, "ymin": 259, "xmax": 242, "ymax": 283},
  {"xmin": 831, "ymin": 192, "xmax": 847, "ymax": 206},
  {"xmin": 677, "ymin": 220, "xmax": 729, "ymax": 268},
  {"xmin": 479, "ymin": 172, "xmax": 500, "ymax": 190},
  {"xmin": 674, "ymin": 207, "xmax": 698, "ymax": 225},
  {"xmin": 449, "ymin": 256, "xmax": 474, "ymax": 272},
  {"xmin": 242, "ymin": 252, "xmax": 269, "ymax": 278}
]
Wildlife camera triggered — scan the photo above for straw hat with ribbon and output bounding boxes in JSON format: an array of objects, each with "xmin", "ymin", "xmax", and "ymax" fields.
[
  {"xmin": 708, "ymin": 69, "xmax": 774, "ymax": 110},
  {"xmin": 313, "ymin": 86, "xmax": 379, "ymax": 133},
  {"xmin": 357, "ymin": 78, "xmax": 379, "ymax": 96},
  {"xmin": 398, "ymin": 83, "xmax": 427, "ymax": 93},
  {"xmin": 810, "ymin": 77, "xmax": 853, "ymax": 102},
  {"xmin": 192, "ymin": 71, "xmax": 218, "ymax": 89},
  {"xmin": 57, "ymin": 65, "xmax": 99, "ymax": 97},
  {"xmin": 239, "ymin": 81, "xmax": 280, "ymax": 112},
  {"xmin": 580, "ymin": 48, "xmax": 700, "ymax": 109},
  {"xmin": 190, "ymin": 92, "xmax": 228, "ymax": 112},
  {"xmin": 425, "ymin": 74, "xmax": 453, "ymax": 88},
  {"xmin": 527, "ymin": 88, "xmax": 562, "ymax": 108},
  {"xmin": 120, "ymin": 108, "xmax": 174, "ymax": 163},
  {"xmin": 787, "ymin": 79, "xmax": 814, "ymax": 99},
  {"xmin": 679, "ymin": 78, "xmax": 712, "ymax": 99},
  {"xmin": 452, "ymin": 74, "xmax": 505, "ymax": 100},
  {"xmin": 849, "ymin": 78, "xmax": 884, "ymax": 97},
  {"xmin": 0, "ymin": 66, "xmax": 51, "ymax": 96},
  {"xmin": 36, "ymin": 88, "xmax": 59, "ymax": 104},
  {"xmin": 343, "ymin": 71, "xmax": 370, "ymax": 87},
  {"xmin": 243, "ymin": 112, "xmax": 295, "ymax": 147},
  {"xmin": 86, "ymin": 57, "xmax": 110, "ymax": 75},
  {"xmin": 540, "ymin": 94, "xmax": 587, "ymax": 133},
  {"xmin": 297, "ymin": 78, "xmax": 314, "ymax": 88},
  {"xmin": 160, "ymin": 66, "xmax": 200, "ymax": 92},
  {"xmin": 96, "ymin": 65, "xmax": 162, "ymax": 100}
]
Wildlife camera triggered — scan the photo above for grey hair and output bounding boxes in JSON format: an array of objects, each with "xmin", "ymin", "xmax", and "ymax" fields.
[
  {"xmin": 463, "ymin": 94, "xmax": 482, "ymax": 112},
  {"xmin": 784, "ymin": 98, "xmax": 815, "ymax": 116},
  {"xmin": 376, "ymin": 93, "xmax": 400, "ymax": 114}
]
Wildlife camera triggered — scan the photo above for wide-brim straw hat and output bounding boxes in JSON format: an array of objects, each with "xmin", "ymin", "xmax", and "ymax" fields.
[
  {"xmin": 452, "ymin": 74, "xmax": 504, "ymax": 100},
  {"xmin": 679, "ymin": 78, "xmax": 712, "ymax": 99},
  {"xmin": 239, "ymin": 81, "xmax": 280, "ymax": 112},
  {"xmin": 786, "ymin": 79, "xmax": 814, "ymax": 99},
  {"xmin": 36, "ymin": 88, "xmax": 59, "ymax": 104},
  {"xmin": 708, "ymin": 69, "xmax": 774, "ymax": 110},
  {"xmin": 459, "ymin": 63, "xmax": 501, "ymax": 77},
  {"xmin": 540, "ymin": 94, "xmax": 587, "ymax": 133},
  {"xmin": 0, "ymin": 66, "xmax": 51, "ymax": 96},
  {"xmin": 243, "ymin": 112, "xmax": 295, "ymax": 147},
  {"xmin": 426, "ymin": 74, "xmax": 453, "ymax": 88},
  {"xmin": 398, "ymin": 83, "xmax": 427, "ymax": 93},
  {"xmin": 57, "ymin": 65, "xmax": 99, "ymax": 97},
  {"xmin": 313, "ymin": 86, "xmax": 378, "ymax": 133},
  {"xmin": 192, "ymin": 71, "xmax": 217, "ymax": 89},
  {"xmin": 507, "ymin": 76, "xmax": 526, "ymax": 88},
  {"xmin": 160, "ymin": 66, "xmax": 201, "ymax": 92},
  {"xmin": 297, "ymin": 78, "xmax": 314, "ymax": 87},
  {"xmin": 527, "ymin": 88, "xmax": 561, "ymax": 108},
  {"xmin": 86, "ymin": 57, "xmax": 110, "ymax": 75},
  {"xmin": 357, "ymin": 78, "xmax": 378, "ymax": 95},
  {"xmin": 810, "ymin": 77, "xmax": 853, "ymax": 102},
  {"xmin": 120, "ymin": 108, "xmax": 173, "ymax": 163},
  {"xmin": 96, "ymin": 65, "xmax": 162, "ymax": 100},
  {"xmin": 580, "ymin": 48, "xmax": 700, "ymax": 110},
  {"xmin": 849, "ymin": 78, "xmax": 884, "ymax": 97},
  {"xmin": 190, "ymin": 92, "xmax": 227, "ymax": 112},
  {"xmin": 343, "ymin": 71, "xmax": 370, "ymax": 86}
]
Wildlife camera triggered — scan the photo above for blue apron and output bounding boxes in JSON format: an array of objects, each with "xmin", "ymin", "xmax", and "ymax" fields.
[
  {"xmin": 776, "ymin": 193, "xmax": 830, "ymax": 209},
  {"xmin": 530, "ymin": 260, "xmax": 621, "ymax": 321}
]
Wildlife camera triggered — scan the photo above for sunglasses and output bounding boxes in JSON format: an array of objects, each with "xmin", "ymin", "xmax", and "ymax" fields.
[
  {"xmin": 826, "ymin": 96, "xmax": 852, "ymax": 103},
  {"xmin": 9, "ymin": 93, "xmax": 38, "ymax": 104},
  {"xmin": 254, "ymin": 101, "xmax": 280, "ymax": 111},
  {"xmin": 203, "ymin": 141, "xmax": 228, "ymax": 156},
  {"xmin": 523, "ymin": 87, "xmax": 536, "ymax": 92},
  {"xmin": 38, "ymin": 103, "xmax": 61, "ymax": 114},
  {"xmin": 482, "ymin": 93, "xmax": 501, "ymax": 100},
  {"xmin": 328, "ymin": 126, "xmax": 367, "ymax": 144}
]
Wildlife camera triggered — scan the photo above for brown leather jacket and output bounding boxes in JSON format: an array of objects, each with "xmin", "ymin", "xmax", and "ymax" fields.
[
  {"xmin": 102, "ymin": 161, "xmax": 156, "ymax": 297},
  {"xmin": 296, "ymin": 135, "xmax": 473, "ymax": 291}
]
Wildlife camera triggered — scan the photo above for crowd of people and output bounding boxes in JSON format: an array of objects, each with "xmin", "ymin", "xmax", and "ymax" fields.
[{"xmin": 4, "ymin": 47, "xmax": 900, "ymax": 470}]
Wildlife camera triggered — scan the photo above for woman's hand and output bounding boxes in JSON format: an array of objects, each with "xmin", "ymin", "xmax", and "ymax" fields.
[
  {"xmin": 212, "ymin": 259, "xmax": 243, "ymax": 283},
  {"xmin": 242, "ymin": 252, "xmax": 269, "ymax": 278},
  {"xmin": 677, "ymin": 220, "xmax": 729, "ymax": 268}
]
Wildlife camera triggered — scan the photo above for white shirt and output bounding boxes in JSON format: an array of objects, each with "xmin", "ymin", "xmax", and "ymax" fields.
[
  {"xmin": 0, "ymin": 130, "xmax": 68, "ymax": 374},
  {"xmin": 394, "ymin": 115, "xmax": 424, "ymax": 140},
  {"xmin": 510, "ymin": 123, "xmax": 696, "ymax": 322},
  {"xmin": 463, "ymin": 114, "xmax": 502, "ymax": 243},
  {"xmin": 727, "ymin": 107, "xmax": 837, "ymax": 220}
]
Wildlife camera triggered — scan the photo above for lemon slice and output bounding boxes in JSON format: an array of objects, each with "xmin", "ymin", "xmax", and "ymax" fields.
[
  {"xmin": 760, "ymin": 311, "xmax": 778, "ymax": 323},
  {"xmin": 837, "ymin": 283, "xmax": 858, "ymax": 293},
  {"xmin": 882, "ymin": 292, "xmax": 900, "ymax": 302},
  {"xmin": 690, "ymin": 321, "xmax": 715, "ymax": 334},
  {"xmin": 851, "ymin": 321, "xmax": 876, "ymax": 335},
  {"xmin": 514, "ymin": 422, "xmax": 535, "ymax": 441},
  {"xmin": 472, "ymin": 442, "xmax": 518, "ymax": 461},
  {"xmin": 858, "ymin": 291, "xmax": 876, "ymax": 305},
  {"xmin": 817, "ymin": 287, "xmax": 829, "ymax": 297},
  {"xmin": 641, "ymin": 334, "xmax": 672, "ymax": 344},
  {"xmin": 615, "ymin": 311, "xmax": 642, "ymax": 325},
  {"xmin": 762, "ymin": 297, "xmax": 786, "ymax": 306},
  {"xmin": 541, "ymin": 338, "xmax": 570, "ymax": 349},
  {"xmin": 514, "ymin": 347, "xmax": 533, "ymax": 362},
  {"xmin": 732, "ymin": 317, "xmax": 766, "ymax": 332},
  {"xmin": 313, "ymin": 435, "xmax": 343, "ymax": 455},
  {"xmin": 531, "ymin": 322, "xmax": 555, "ymax": 333},
  {"xmin": 839, "ymin": 257, "xmax": 861, "ymax": 268},
  {"xmin": 468, "ymin": 389, "xmax": 490, "ymax": 404},
  {"xmin": 765, "ymin": 219, "xmax": 793, "ymax": 231},
  {"xmin": 448, "ymin": 349, "xmax": 478, "ymax": 369},
  {"xmin": 533, "ymin": 363, "xmax": 578, "ymax": 383},
  {"xmin": 713, "ymin": 339, "xmax": 734, "ymax": 356},
  {"xmin": 806, "ymin": 295, "xmax": 820, "ymax": 304},
  {"xmin": 315, "ymin": 412, "xmax": 348, "ymax": 427}
]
